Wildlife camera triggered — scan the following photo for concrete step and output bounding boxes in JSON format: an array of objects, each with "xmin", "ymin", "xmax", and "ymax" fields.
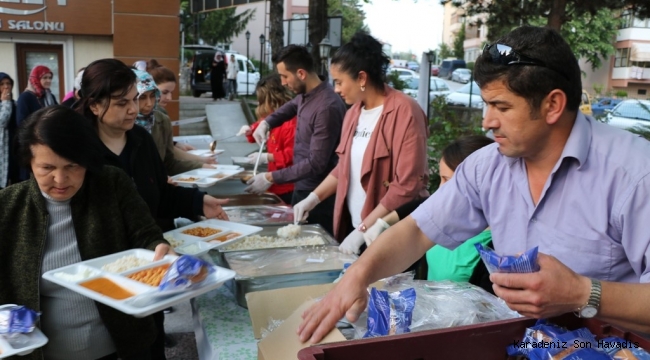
[{"xmin": 180, "ymin": 110, "xmax": 207, "ymax": 119}]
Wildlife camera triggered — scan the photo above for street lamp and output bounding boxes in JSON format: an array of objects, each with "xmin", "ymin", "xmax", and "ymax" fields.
[
  {"xmin": 318, "ymin": 37, "xmax": 332, "ymax": 77},
  {"xmin": 259, "ymin": 34, "xmax": 266, "ymax": 77},
  {"xmin": 245, "ymin": 30, "xmax": 250, "ymax": 96},
  {"xmin": 426, "ymin": 50, "xmax": 436, "ymax": 120}
]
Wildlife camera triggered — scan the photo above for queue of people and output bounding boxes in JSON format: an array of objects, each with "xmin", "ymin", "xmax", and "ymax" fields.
[{"xmin": 1, "ymin": 24, "xmax": 649, "ymax": 359}]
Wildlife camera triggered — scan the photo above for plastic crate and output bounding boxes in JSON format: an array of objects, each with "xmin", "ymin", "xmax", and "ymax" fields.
[{"xmin": 297, "ymin": 314, "xmax": 650, "ymax": 360}]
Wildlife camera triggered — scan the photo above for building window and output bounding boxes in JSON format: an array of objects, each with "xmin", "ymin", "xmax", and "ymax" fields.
[
  {"xmin": 638, "ymin": 89, "xmax": 647, "ymax": 96},
  {"xmin": 614, "ymin": 48, "xmax": 630, "ymax": 67},
  {"xmin": 630, "ymin": 61, "xmax": 650, "ymax": 68},
  {"xmin": 620, "ymin": 11, "xmax": 633, "ymax": 29}
]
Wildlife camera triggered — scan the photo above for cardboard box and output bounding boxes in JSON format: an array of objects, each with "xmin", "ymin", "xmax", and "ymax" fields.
[{"xmin": 246, "ymin": 283, "xmax": 348, "ymax": 360}]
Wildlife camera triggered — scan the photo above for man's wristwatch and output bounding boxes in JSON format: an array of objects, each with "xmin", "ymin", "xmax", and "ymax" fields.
[{"xmin": 576, "ymin": 278, "xmax": 602, "ymax": 318}]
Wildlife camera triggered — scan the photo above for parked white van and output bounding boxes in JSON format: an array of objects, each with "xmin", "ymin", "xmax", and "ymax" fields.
[{"xmin": 185, "ymin": 45, "xmax": 261, "ymax": 97}]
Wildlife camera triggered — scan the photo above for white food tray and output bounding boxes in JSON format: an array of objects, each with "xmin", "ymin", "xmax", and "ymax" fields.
[
  {"xmin": 41, "ymin": 249, "xmax": 235, "ymax": 318},
  {"xmin": 170, "ymin": 168, "xmax": 243, "ymax": 188},
  {"xmin": 0, "ymin": 305, "xmax": 48, "ymax": 359},
  {"xmin": 188, "ymin": 149, "xmax": 224, "ymax": 156},
  {"xmin": 170, "ymin": 219, "xmax": 263, "ymax": 255},
  {"xmin": 231, "ymin": 156, "xmax": 250, "ymax": 165}
]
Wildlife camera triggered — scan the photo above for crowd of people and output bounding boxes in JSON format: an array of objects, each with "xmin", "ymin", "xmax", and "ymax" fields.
[{"xmin": 0, "ymin": 24, "xmax": 649, "ymax": 360}]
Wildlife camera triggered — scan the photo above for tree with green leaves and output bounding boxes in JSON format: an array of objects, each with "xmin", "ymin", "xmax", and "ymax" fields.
[
  {"xmin": 454, "ymin": 0, "xmax": 649, "ymax": 32},
  {"xmin": 479, "ymin": 6, "xmax": 623, "ymax": 71},
  {"xmin": 437, "ymin": 43, "xmax": 453, "ymax": 61},
  {"xmin": 328, "ymin": 0, "xmax": 369, "ymax": 43},
  {"xmin": 200, "ymin": 8, "xmax": 256, "ymax": 45},
  {"xmin": 180, "ymin": 0, "xmax": 255, "ymax": 46},
  {"xmin": 452, "ymin": 22, "xmax": 466, "ymax": 59}
]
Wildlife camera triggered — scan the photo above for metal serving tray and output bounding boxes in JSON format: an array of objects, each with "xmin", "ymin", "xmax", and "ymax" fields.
[
  {"xmin": 222, "ymin": 193, "xmax": 285, "ymax": 206},
  {"xmin": 216, "ymin": 223, "xmax": 337, "ymax": 250},
  {"xmin": 219, "ymin": 246, "xmax": 357, "ymax": 308},
  {"xmin": 222, "ymin": 205, "xmax": 294, "ymax": 226}
]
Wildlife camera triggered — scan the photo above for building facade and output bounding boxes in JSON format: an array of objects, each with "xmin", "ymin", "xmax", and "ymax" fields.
[{"xmin": 0, "ymin": 0, "xmax": 181, "ymax": 119}]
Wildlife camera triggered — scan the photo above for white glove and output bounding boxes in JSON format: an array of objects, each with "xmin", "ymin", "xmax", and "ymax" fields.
[
  {"xmin": 293, "ymin": 192, "xmax": 320, "ymax": 224},
  {"xmin": 252, "ymin": 120, "xmax": 270, "ymax": 145},
  {"xmin": 237, "ymin": 125, "xmax": 251, "ymax": 136},
  {"xmin": 244, "ymin": 172, "xmax": 272, "ymax": 194},
  {"xmin": 339, "ymin": 230, "xmax": 365, "ymax": 255},
  {"xmin": 363, "ymin": 218, "xmax": 391, "ymax": 247},
  {"xmin": 247, "ymin": 152, "xmax": 269, "ymax": 164}
]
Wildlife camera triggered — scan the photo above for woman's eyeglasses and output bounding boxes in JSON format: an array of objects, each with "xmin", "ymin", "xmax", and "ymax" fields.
[{"xmin": 483, "ymin": 43, "xmax": 569, "ymax": 81}]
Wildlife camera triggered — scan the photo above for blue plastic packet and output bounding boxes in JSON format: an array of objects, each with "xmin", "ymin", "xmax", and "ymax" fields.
[
  {"xmin": 159, "ymin": 255, "xmax": 214, "ymax": 292},
  {"xmin": 475, "ymin": 243, "xmax": 540, "ymax": 273},
  {"xmin": 0, "ymin": 305, "xmax": 40, "ymax": 334},
  {"xmin": 528, "ymin": 327, "xmax": 608, "ymax": 360},
  {"xmin": 363, "ymin": 287, "xmax": 416, "ymax": 338},
  {"xmin": 599, "ymin": 336, "xmax": 650, "ymax": 359},
  {"xmin": 507, "ymin": 320, "xmax": 570, "ymax": 357}
]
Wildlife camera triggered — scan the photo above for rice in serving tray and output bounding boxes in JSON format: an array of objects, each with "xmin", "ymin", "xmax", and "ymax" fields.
[
  {"xmin": 102, "ymin": 255, "xmax": 152, "ymax": 273},
  {"xmin": 221, "ymin": 234, "xmax": 325, "ymax": 251}
]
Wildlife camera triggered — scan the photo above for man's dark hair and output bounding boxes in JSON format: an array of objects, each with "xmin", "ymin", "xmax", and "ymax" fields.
[
  {"xmin": 475, "ymin": 26, "xmax": 581, "ymax": 115},
  {"xmin": 18, "ymin": 106, "xmax": 105, "ymax": 174},
  {"xmin": 331, "ymin": 31, "xmax": 390, "ymax": 91},
  {"xmin": 272, "ymin": 45, "xmax": 315, "ymax": 73}
]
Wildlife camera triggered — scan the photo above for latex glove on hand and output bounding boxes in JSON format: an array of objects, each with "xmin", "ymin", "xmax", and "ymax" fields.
[
  {"xmin": 237, "ymin": 125, "xmax": 251, "ymax": 136},
  {"xmin": 293, "ymin": 192, "xmax": 320, "ymax": 224},
  {"xmin": 245, "ymin": 173, "xmax": 272, "ymax": 194},
  {"xmin": 363, "ymin": 219, "xmax": 391, "ymax": 247},
  {"xmin": 339, "ymin": 230, "xmax": 365, "ymax": 255},
  {"xmin": 247, "ymin": 152, "xmax": 269, "ymax": 164},
  {"xmin": 252, "ymin": 120, "xmax": 270, "ymax": 145}
]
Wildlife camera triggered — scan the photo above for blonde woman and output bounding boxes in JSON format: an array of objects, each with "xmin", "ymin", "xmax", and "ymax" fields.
[{"xmin": 243, "ymin": 74, "xmax": 297, "ymax": 203}]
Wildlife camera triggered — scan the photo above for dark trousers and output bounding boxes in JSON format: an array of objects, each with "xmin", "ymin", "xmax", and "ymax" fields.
[
  {"xmin": 228, "ymin": 79, "xmax": 237, "ymax": 96},
  {"xmin": 292, "ymin": 189, "xmax": 335, "ymax": 236},
  {"xmin": 96, "ymin": 312, "xmax": 165, "ymax": 360}
]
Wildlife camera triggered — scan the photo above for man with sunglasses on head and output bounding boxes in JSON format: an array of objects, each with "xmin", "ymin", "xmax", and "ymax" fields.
[
  {"xmin": 297, "ymin": 25, "xmax": 650, "ymax": 344},
  {"xmin": 247, "ymin": 45, "xmax": 347, "ymax": 235}
]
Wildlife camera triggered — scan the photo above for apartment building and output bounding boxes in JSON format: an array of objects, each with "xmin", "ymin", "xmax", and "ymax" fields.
[
  {"xmin": 609, "ymin": 12, "xmax": 650, "ymax": 98},
  {"xmin": 0, "ymin": 0, "xmax": 181, "ymax": 119}
]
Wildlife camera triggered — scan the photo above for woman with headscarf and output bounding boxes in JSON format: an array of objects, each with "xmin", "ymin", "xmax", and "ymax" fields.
[
  {"xmin": 210, "ymin": 51, "xmax": 226, "ymax": 101},
  {"xmin": 0, "ymin": 72, "xmax": 17, "ymax": 187},
  {"xmin": 132, "ymin": 69, "xmax": 210, "ymax": 175},
  {"xmin": 17, "ymin": 65, "xmax": 57, "ymax": 125}
]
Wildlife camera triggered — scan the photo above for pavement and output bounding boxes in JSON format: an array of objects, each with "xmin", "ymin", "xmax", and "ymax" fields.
[{"xmin": 165, "ymin": 96, "xmax": 260, "ymax": 358}]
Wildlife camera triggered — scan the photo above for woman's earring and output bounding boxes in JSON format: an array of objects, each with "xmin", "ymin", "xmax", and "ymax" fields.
[{"xmin": 360, "ymin": 86, "xmax": 366, "ymax": 92}]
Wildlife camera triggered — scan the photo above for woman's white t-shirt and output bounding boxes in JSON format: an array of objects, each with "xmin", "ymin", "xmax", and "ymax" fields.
[{"xmin": 347, "ymin": 105, "xmax": 384, "ymax": 228}]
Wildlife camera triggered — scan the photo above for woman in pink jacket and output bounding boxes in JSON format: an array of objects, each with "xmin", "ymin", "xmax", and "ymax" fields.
[{"xmin": 293, "ymin": 32, "xmax": 430, "ymax": 253}]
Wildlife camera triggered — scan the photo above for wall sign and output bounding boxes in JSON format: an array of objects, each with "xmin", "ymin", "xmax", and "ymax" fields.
[{"xmin": 0, "ymin": 0, "xmax": 66, "ymax": 15}]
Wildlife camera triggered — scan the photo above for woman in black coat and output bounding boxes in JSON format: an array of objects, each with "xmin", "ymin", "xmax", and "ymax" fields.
[{"xmin": 210, "ymin": 52, "xmax": 227, "ymax": 100}]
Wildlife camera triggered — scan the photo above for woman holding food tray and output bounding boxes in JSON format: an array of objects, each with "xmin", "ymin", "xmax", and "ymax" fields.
[
  {"xmin": 0, "ymin": 106, "xmax": 171, "ymax": 360},
  {"xmin": 75, "ymin": 59, "xmax": 229, "ymax": 232}
]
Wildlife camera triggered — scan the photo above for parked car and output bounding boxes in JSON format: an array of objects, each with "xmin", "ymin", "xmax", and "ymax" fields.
[
  {"xmin": 446, "ymin": 81, "xmax": 483, "ymax": 108},
  {"xmin": 605, "ymin": 99, "xmax": 650, "ymax": 130},
  {"xmin": 430, "ymin": 65, "xmax": 440, "ymax": 77},
  {"xmin": 387, "ymin": 67, "xmax": 418, "ymax": 80},
  {"xmin": 402, "ymin": 77, "xmax": 451, "ymax": 100},
  {"xmin": 186, "ymin": 45, "xmax": 260, "ymax": 97},
  {"xmin": 591, "ymin": 97, "xmax": 623, "ymax": 117},
  {"xmin": 580, "ymin": 90, "xmax": 593, "ymax": 116},
  {"xmin": 438, "ymin": 59, "xmax": 466, "ymax": 79},
  {"xmin": 407, "ymin": 61, "xmax": 420, "ymax": 72},
  {"xmin": 451, "ymin": 68, "xmax": 472, "ymax": 83}
]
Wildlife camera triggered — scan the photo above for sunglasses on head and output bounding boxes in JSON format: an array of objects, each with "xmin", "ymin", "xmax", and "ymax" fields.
[
  {"xmin": 483, "ymin": 43, "xmax": 546, "ymax": 67},
  {"xmin": 483, "ymin": 43, "xmax": 570, "ymax": 81}
]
